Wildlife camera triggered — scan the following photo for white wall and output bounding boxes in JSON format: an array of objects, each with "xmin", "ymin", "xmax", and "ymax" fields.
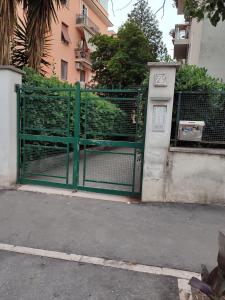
[
  {"xmin": 198, "ymin": 19, "xmax": 225, "ymax": 81},
  {"xmin": 188, "ymin": 18, "xmax": 225, "ymax": 81},
  {"xmin": 188, "ymin": 19, "xmax": 203, "ymax": 65},
  {"xmin": 166, "ymin": 148, "xmax": 225, "ymax": 204},
  {"xmin": 0, "ymin": 67, "xmax": 23, "ymax": 187}
]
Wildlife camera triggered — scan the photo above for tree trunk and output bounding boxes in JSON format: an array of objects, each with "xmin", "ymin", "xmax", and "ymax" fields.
[{"xmin": 0, "ymin": 0, "xmax": 16, "ymax": 65}]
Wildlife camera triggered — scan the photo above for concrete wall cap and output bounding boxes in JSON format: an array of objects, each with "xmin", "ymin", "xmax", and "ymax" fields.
[
  {"xmin": 0, "ymin": 66, "xmax": 25, "ymax": 75},
  {"xmin": 170, "ymin": 147, "xmax": 225, "ymax": 156},
  {"xmin": 148, "ymin": 62, "xmax": 181, "ymax": 69}
]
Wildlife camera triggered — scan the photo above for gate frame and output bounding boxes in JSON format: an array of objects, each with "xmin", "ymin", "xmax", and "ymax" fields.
[
  {"xmin": 17, "ymin": 83, "xmax": 147, "ymax": 197},
  {"xmin": 76, "ymin": 84, "xmax": 148, "ymax": 197}
]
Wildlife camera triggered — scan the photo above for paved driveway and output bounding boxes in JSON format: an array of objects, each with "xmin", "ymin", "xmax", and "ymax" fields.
[{"xmin": 27, "ymin": 147, "xmax": 142, "ymax": 193}]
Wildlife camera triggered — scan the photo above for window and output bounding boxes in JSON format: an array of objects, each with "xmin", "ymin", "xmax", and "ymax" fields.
[
  {"xmin": 61, "ymin": 60, "xmax": 68, "ymax": 80},
  {"xmin": 61, "ymin": 23, "xmax": 71, "ymax": 44},
  {"xmin": 80, "ymin": 70, "xmax": 86, "ymax": 82},
  {"xmin": 61, "ymin": 0, "xmax": 69, "ymax": 7},
  {"xmin": 82, "ymin": 4, "xmax": 88, "ymax": 16}
]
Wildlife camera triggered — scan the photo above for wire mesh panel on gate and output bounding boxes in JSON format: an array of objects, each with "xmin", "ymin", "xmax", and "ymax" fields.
[
  {"xmin": 18, "ymin": 87, "xmax": 76, "ymax": 186},
  {"xmin": 78, "ymin": 87, "xmax": 147, "ymax": 196},
  {"xmin": 80, "ymin": 88, "xmax": 146, "ymax": 141}
]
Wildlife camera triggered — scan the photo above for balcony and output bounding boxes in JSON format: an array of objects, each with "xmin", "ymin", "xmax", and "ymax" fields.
[
  {"xmin": 82, "ymin": 0, "xmax": 113, "ymax": 27},
  {"xmin": 172, "ymin": 24, "xmax": 190, "ymax": 60},
  {"xmin": 76, "ymin": 14, "xmax": 100, "ymax": 35},
  {"xmin": 75, "ymin": 50, "xmax": 92, "ymax": 69}
]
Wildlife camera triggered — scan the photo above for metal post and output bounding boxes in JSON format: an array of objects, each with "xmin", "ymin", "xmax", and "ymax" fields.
[
  {"xmin": 140, "ymin": 87, "xmax": 148, "ymax": 194},
  {"xmin": 66, "ymin": 90, "xmax": 71, "ymax": 185},
  {"xmin": 175, "ymin": 92, "xmax": 182, "ymax": 147},
  {"xmin": 16, "ymin": 85, "xmax": 21, "ymax": 183},
  {"xmin": 82, "ymin": 94, "xmax": 88, "ymax": 187},
  {"xmin": 73, "ymin": 82, "xmax": 81, "ymax": 191}
]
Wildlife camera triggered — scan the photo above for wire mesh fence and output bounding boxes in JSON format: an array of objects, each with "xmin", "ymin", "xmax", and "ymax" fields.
[
  {"xmin": 80, "ymin": 88, "xmax": 147, "ymax": 142},
  {"xmin": 18, "ymin": 86, "xmax": 76, "ymax": 187},
  {"xmin": 171, "ymin": 91, "xmax": 225, "ymax": 148},
  {"xmin": 78, "ymin": 87, "xmax": 147, "ymax": 195},
  {"xmin": 17, "ymin": 84, "xmax": 148, "ymax": 196}
]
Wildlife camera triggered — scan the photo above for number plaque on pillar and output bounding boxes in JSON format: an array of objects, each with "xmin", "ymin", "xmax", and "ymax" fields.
[{"xmin": 154, "ymin": 74, "xmax": 167, "ymax": 87}]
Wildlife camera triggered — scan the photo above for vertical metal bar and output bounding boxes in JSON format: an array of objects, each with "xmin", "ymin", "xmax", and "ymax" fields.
[
  {"xmin": 16, "ymin": 85, "xmax": 21, "ymax": 183},
  {"xmin": 22, "ymin": 90, "xmax": 26, "ymax": 177},
  {"xmin": 175, "ymin": 92, "xmax": 182, "ymax": 147},
  {"xmin": 82, "ymin": 93, "xmax": 88, "ymax": 186},
  {"xmin": 83, "ymin": 145, "xmax": 87, "ymax": 186},
  {"xmin": 132, "ymin": 148, "xmax": 137, "ymax": 193},
  {"xmin": 132, "ymin": 90, "xmax": 141, "ymax": 193},
  {"xmin": 66, "ymin": 144, "xmax": 70, "ymax": 185},
  {"xmin": 73, "ymin": 83, "xmax": 81, "ymax": 190},
  {"xmin": 66, "ymin": 90, "xmax": 71, "ymax": 185},
  {"xmin": 140, "ymin": 87, "xmax": 148, "ymax": 194}
]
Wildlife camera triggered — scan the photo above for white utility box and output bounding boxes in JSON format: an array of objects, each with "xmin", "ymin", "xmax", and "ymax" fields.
[{"xmin": 178, "ymin": 121, "xmax": 205, "ymax": 141}]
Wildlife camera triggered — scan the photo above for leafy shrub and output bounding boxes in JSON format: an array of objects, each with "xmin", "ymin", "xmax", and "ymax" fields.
[
  {"xmin": 173, "ymin": 65, "xmax": 225, "ymax": 148},
  {"xmin": 80, "ymin": 92, "xmax": 127, "ymax": 139},
  {"xmin": 23, "ymin": 67, "xmax": 73, "ymax": 88},
  {"xmin": 22, "ymin": 68, "xmax": 127, "ymax": 140},
  {"xmin": 175, "ymin": 65, "xmax": 225, "ymax": 92}
]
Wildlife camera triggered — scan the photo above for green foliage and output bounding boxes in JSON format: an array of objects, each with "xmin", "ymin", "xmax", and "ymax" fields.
[
  {"xmin": 80, "ymin": 93, "xmax": 127, "ymax": 139},
  {"xmin": 22, "ymin": 68, "xmax": 127, "ymax": 139},
  {"xmin": 90, "ymin": 34, "xmax": 119, "ymax": 87},
  {"xmin": 128, "ymin": 0, "xmax": 168, "ymax": 61},
  {"xmin": 173, "ymin": 65, "xmax": 225, "ymax": 148},
  {"xmin": 175, "ymin": 65, "xmax": 225, "ymax": 91},
  {"xmin": 12, "ymin": 17, "xmax": 51, "ymax": 75},
  {"xmin": 184, "ymin": 0, "xmax": 225, "ymax": 26},
  {"xmin": 91, "ymin": 21, "xmax": 153, "ymax": 87},
  {"xmin": 20, "ymin": 0, "xmax": 65, "ymax": 72},
  {"xmin": 23, "ymin": 67, "xmax": 73, "ymax": 88}
]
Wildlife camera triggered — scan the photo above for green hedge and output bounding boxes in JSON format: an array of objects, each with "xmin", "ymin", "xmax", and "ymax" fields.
[
  {"xmin": 175, "ymin": 65, "xmax": 225, "ymax": 92},
  {"xmin": 173, "ymin": 65, "xmax": 225, "ymax": 147},
  {"xmin": 22, "ymin": 68, "xmax": 128, "ymax": 140}
]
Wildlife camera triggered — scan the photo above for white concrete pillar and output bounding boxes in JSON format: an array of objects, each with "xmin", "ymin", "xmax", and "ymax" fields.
[
  {"xmin": 0, "ymin": 66, "xmax": 24, "ymax": 187},
  {"xmin": 142, "ymin": 62, "xmax": 180, "ymax": 202}
]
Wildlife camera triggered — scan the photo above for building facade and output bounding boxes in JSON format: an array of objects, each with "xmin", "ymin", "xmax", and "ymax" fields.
[
  {"xmin": 19, "ymin": 0, "xmax": 112, "ymax": 85},
  {"xmin": 173, "ymin": 0, "xmax": 225, "ymax": 81}
]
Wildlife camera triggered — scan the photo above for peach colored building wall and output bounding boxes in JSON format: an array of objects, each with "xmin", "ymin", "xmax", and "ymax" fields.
[
  {"xmin": 18, "ymin": 0, "xmax": 112, "ymax": 85},
  {"xmin": 49, "ymin": 0, "xmax": 112, "ymax": 84}
]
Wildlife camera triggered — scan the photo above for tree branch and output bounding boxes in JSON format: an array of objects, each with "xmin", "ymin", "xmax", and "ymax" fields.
[
  {"xmin": 110, "ymin": 0, "xmax": 115, "ymax": 16},
  {"xmin": 154, "ymin": 0, "xmax": 167, "ymax": 17},
  {"xmin": 117, "ymin": 0, "xmax": 134, "ymax": 11}
]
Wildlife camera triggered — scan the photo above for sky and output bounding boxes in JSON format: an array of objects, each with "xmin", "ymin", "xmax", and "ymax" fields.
[{"xmin": 108, "ymin": 0, "xmax": 184, "ymax": 56}]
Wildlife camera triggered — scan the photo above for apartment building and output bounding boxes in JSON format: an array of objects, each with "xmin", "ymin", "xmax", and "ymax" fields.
[
  {"xmin": 173, "ymin": 0, "xmax": 225, "ymax": 81},
  {"xmin": 19, "ymin": 0, "xmax": 112, "ymax": 84},
  {"xmin": 54, "ymin": 0, "xmax": 112, "ymax": 84}
]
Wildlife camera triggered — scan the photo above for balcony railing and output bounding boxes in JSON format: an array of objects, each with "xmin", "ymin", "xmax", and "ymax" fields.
[
  {"xmin": 75, "ymin": 50, "xmax": 92, "ymax": 65},
  {"xmin": 76, "ymin": 14, "xmax": 100, "ymax": 34},
  {"xmin": 174, "ymin": 24, "xmax": 190, "ymax": 40}
]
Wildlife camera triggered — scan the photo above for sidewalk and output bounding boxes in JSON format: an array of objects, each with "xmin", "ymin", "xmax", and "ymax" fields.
[
  {"xmin": 0, "ymin": 188, "xmax": 224, "ymax": 299},
  {"xmin": 0, "ymin": 189, "xmax": 223, "ymax": 272}
]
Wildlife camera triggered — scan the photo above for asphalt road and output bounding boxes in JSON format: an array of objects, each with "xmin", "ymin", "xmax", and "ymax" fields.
[
  {"xmin": 0, "ymin": 189, "xmax": 224, "ymax": 299},
  {"xmin": 0, "ymin": 252, "xmax": 179, "ymax": 300}
]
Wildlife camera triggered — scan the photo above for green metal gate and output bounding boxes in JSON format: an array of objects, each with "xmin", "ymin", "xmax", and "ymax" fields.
[{"xmin": 17, "ymin": 84, "xmax": 147, "ymax": 197}]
